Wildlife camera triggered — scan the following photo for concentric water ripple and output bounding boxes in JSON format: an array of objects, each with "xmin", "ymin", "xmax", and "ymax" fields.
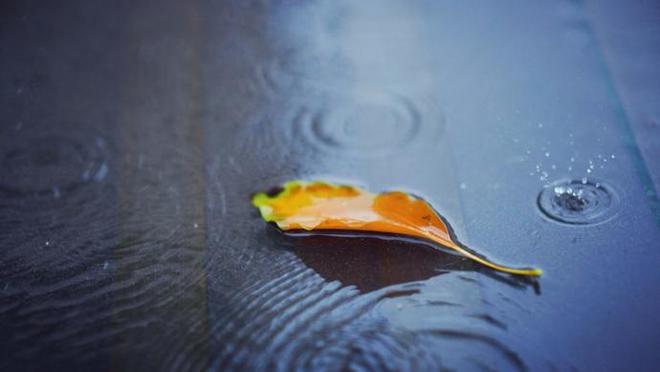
[
  {"xmin": 0, "ymin": 134, "xmax": 108, "ymax": 199},
  {"xmin": 257, "ymin": 91, "xmax": 443, "ymax": 159},
  {"xmin": 538, "ymin": 179, "xmax": 620, "ymax": 225},
  {"xmin": 251, "ymin": 51, "xmax": 349, "ymax": 97}
]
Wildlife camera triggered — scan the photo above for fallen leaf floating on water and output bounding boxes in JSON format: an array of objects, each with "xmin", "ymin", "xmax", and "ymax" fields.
[{"xmin": 252, "ymin": 180, "xmax": 543, "ymax": 277}]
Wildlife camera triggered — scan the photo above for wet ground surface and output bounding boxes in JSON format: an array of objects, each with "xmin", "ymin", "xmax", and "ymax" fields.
[{"xmin": 1, "ymin": 0, "xmax": 660, "ymax": 371}]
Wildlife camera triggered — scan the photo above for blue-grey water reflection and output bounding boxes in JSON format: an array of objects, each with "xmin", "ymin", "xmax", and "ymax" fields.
[{"xmin": 1, "ymin": 0, "xmax": 660, "ymax": 370}]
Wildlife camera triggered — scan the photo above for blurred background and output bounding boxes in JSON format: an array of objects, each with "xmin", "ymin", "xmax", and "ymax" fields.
[{"xmin": 1, "ymin": 0, "xmax": 659, "ymax": 370}]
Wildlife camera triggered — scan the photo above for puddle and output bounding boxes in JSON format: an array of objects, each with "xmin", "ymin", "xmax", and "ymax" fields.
[{"xmin": 3, "ymin": 0, "xmax": 660, "ymax": 370}]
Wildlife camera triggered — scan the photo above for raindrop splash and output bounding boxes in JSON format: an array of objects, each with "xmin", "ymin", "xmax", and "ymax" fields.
[{"xmin": 538, "ymin": 179, "xmax": 619, "ymax": 225}]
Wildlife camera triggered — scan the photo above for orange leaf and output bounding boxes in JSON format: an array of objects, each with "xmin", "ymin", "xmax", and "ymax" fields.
[{"xmin": 252, "ymin": 180, "xmax": 542, "ymax": 277}]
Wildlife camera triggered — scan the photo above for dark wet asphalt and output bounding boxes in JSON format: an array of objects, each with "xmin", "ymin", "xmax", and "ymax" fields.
[{"xmin": 1, "ymin": 0, "xmax": 660, "ymax": 371}]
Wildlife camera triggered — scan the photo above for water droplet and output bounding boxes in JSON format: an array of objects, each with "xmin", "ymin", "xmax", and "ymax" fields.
[
  {"xmin": 538, "ymin": 123, "xmax": 543, "ymax": 128},
  {"xmin": 459, "ymin": 183, "xmax": 467, "ymax": 190},
  {"xmin": 538, "ymin": 179, "xmax": 619, "ymax": 225},
  {"xmin": 45, "ymin": 241, "xmax": 50, "ymax": 246},
  {"xmin": 93, "ymin": 162, "xmax": 108, "ymax": 182},
  {"xmin": 570, "ymin": 157, "xmax": 575, "ymax": 162},
  {"xmin": 581, "ymin": 177, "xmax": 588, "ymax": 184},
  {"xmin": 611, "ymin": 154, "xmax": 616, "ymax": 159},
  {"xmin": 587, "ymin": 168, "xmax": 592, "ymax": 174},
  {"xmin": 545, "ymin": 152, "xmax": 550, "ymax": 157}
]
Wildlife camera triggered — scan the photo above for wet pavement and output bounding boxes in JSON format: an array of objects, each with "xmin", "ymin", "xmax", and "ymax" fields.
[{"xmin": 1, "ymin": 0, "xmax": 660, "ymax": 371}]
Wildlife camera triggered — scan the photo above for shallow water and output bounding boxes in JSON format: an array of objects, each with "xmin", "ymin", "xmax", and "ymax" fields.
[{"xmin": 2, "ymin": 0, "xmax": 660, "ymax": 370}]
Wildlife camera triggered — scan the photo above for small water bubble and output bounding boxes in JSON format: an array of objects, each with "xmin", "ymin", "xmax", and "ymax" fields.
[
  {"xmin": 545, "ymin": 152, "xmax": 550, "ymax": 157},
  {"xmin": 587, "ymin": 168, "xmax": 592, "ymax": 174},
  {"xmin": 570, "ymin": 157, "xmax": 575, "ymax": 162},
  {"xmin": 568, "ymin": 166, "xmax": 573, "ymax": 171},
  {"xmin": 551, "ymin": 164, "xmax": 556, "ymax": 170},
  {"xmin": 45, "ymin": 241, "xmax": 50, "ymax": 246},
  {"xmin": 611, "ymin": 154, "xmax": 616, "ymax": 159},
  {"xmin": 193, "ymin": 223, "xmax": 199, "ymax": 229},
  {"xmin": 103, "ymin": 261, "xmax": 109, "ymax": 270},
  {"xmin": 582, "ymin": 177, "xmax": 588, "ymax": 184},
  {"xmin": 52, "ymin": 186, "xmax": 61, "ymax": 198},
  {"xmin": 459, "ymin": 183, "xmax": 467, "ymax": 190},
  {"xmin": 538, "ymin": 123, "xmax": 544, "ymax": 128}
]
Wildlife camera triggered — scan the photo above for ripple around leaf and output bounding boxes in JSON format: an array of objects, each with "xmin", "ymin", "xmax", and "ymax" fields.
[
  {"xmin": 208, "ymin": 256, "xmax": 444, "ymax": 371},
  {"xmin": 203, "ymin": 234, "xmax": 551, "ymax": 371}
]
